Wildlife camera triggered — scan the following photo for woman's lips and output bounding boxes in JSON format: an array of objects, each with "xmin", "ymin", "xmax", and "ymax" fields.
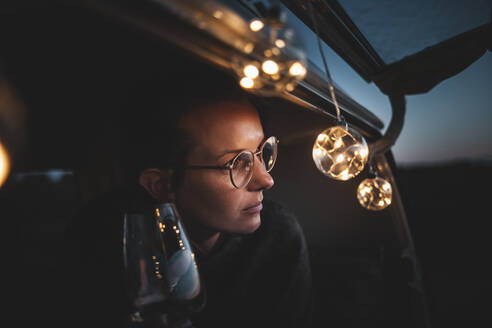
[{"xmin": 242, "ymin": 202, "xmax": 263, "ymax": 214}]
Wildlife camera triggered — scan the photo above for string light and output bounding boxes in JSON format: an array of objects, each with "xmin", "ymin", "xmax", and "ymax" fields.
[
  {"xmin": 275, "ymin": 39, "xmax": 286, "ymax": 48},
  {"xmin": 261, "ymin": 60, "xmax": 279, "ymax": 75},
  {"xmin": 243, "ymin": 64, "xmax": 259, "ymax": 79},
  {"xmin": 249, "ymin": 19, "xmax": 264, "ymax": 32},
  {"xmin": 308, "ymin": 1, "xmax": 369, "ymax": 181},
  {"xmin": 312, "ymin": 124, "xmax": 369, "ymax": 181},
  {"xmin": 233, "ymin": 10, "xmax": 307, "ymax": 96},
  {"xmin": 239, "ymin": 76, "xmax": 255, "ymax": 89},
  {"xmin": 289, "ymin": 61, "xmax": 306, "ymax": 76},
  {"xmin": 357, "ymin": 176, "xmax": 392, "ymax": 210}
]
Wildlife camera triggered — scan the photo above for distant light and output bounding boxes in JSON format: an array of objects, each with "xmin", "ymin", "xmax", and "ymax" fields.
[
  {"xmin": 0, "ymin": 141, "xmax": 11, "ymax": 188},
  {"xmin": 249, "ymin": 19, "xmax": 264, "ymax": 32},
  {"xmin": 240, "ymin": 77, "xmax": 254, "ymax": 89},
  {"xmin": 243, "ymin": 65, "xmax": 259, "ymax": 79},
  {"xmin": 262, "ymin": 60, "xmax": 279, "ymax": 75}
]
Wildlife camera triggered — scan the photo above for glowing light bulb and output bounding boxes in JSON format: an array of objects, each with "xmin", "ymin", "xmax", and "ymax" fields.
[
  {"xmin": 249, "ymin": 19, "xmax": 264, "ymax": 32},
  {"xmin": 289, "ymin": 62, "xmax": 306, "ymax": 76},
  {"xmin": 275, "ymin": 39, "xmax": 286, "ymax": 48},
  {"xmin": 0, "ymin": 142, "xmax": 10, "ymax": 188},
  {"xmin": 262, "ymin": 60, "xmax": 279, "ymax": 75},
  {"xmin": 243, "ymin": 43, "xmax": 254, "ymax": 54},
  {"xmin": 243, "ymin": 64, "xmax": 259, "ymax": 79},
  {"xmin": 340, "ymin": 170, "xmax": 349, "ymax": 180},
  {"xmin": 239, "ymin": 77, "xmax": 254, "ymax": 89},
  {"xmin": 357, "ymin": 177, "xmax": 392, "ymax": 211},
  {"xmin": 317, "ymin": 133, "xmax": 328, "ymax": 143},
  {"xmin": 334, "ymin": 138, "xmax": 343, "ymax": 149},
  {"xmin": 213, "ymin": 10, "xmax": 223, "ymax": 19},
  {"xmin": 232, "ymin": 21, "xmax": 306, "ymax": 95},
  {"xmin": 312, "ymin": 125, "xmax": 369, "ymax": 181}
]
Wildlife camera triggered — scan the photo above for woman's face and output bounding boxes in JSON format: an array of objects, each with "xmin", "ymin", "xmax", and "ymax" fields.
[{"xmin": 175, "ymin": 99, "xmax": 274, "ymax": 234}]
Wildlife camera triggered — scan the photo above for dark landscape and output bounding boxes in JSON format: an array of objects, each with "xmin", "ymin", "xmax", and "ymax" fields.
[{"xmin": 394, "ymin": 160, "xmax": 492, "ymax": 328}]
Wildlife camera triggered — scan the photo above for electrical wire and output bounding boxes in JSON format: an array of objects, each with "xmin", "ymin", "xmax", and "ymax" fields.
[{"xmin": 308, "ymin": 0, "xmax": 342, "ymax": 122}]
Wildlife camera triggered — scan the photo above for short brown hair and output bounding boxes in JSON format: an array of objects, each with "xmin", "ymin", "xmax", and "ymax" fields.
[{"xmin": 120, "ymin": 60, "xmax": 254, "ymax": 189}]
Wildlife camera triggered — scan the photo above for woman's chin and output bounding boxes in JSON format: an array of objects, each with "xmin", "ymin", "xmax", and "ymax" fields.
[{"xmin": 237, "ymin": 213, "xmax": 261, "ymax": 234}]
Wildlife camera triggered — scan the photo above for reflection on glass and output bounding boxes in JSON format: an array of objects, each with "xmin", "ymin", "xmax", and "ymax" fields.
[
  {"xmin": 123, "ymin": 203, "xmax": 204, "ymax": 326},
  {"xmin": 154, "ymin": 203, "xmax": 201, "ymax": 303}
]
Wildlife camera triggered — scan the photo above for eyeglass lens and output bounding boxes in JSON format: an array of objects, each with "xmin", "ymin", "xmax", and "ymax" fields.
[
  {"xmin": 230, "ymin": 137, "xmax": 278, "ymax": 188},
  {"xmin": 261, "ymin": 137, "xmax": 277, "ymax": 172},
  {"xmin": 231, "ymin": 152, "xmax": 254, "ymax": 188}
]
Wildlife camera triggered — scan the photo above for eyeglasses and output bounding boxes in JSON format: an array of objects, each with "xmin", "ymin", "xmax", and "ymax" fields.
[{"xmin": 186, "ymin": 136, "xmax": 279, "ymax": 189}]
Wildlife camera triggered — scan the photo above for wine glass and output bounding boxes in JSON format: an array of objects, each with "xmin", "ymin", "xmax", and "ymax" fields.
[{"xmin": 123, "ymin": 203, "xmax": 204, "ymax": 327}]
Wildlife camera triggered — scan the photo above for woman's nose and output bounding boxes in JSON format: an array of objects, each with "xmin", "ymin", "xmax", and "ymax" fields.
[{"xmin": 247, "ymin": 157, "xmax": 274, "ymax": 191}]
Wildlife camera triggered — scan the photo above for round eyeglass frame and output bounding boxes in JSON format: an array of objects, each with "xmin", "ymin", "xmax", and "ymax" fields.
[{"xmin": 185, "ymin": 136, "xmax": 279, "ymax": 189}]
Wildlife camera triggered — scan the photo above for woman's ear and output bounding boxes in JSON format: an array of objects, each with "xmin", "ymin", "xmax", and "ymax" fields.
[{"xmin": 138, "ymin": 168, "xmax": 171, "ymax": 202}]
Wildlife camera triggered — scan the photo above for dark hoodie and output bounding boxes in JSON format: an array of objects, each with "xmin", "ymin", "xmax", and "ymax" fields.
[{"xmin": 60, "ymin": 186, "xmax": 313, "ymax": 328}]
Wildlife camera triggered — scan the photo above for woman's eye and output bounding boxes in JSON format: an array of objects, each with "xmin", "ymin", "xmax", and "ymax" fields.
[{"xmin": 224, "ymin": 158, "xmax": 234, "ymax": 167}]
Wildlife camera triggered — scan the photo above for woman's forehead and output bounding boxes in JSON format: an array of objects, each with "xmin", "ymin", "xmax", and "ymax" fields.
[{"xmin": 180, "ymin": 100, "xmax": 264, "ymax": 160}]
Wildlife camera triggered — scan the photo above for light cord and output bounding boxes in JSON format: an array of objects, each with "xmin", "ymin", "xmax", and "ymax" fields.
[{"xmin": 308, "ymin": 0, "xmax": 342, "ymax": 122}]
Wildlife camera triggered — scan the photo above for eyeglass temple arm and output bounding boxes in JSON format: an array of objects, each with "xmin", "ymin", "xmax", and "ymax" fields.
[{"xmin": 186, "ymin": 164, "xmax": 232, "ymax": 170}]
